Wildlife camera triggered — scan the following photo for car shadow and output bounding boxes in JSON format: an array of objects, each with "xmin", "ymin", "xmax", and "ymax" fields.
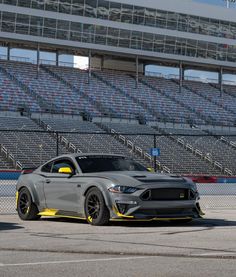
[
  {"xmin": 110, "ymin": 218, "xmax": 236, "ymax": 228},
  {"xmin": 0, "ymin": 222, "xmax": 24, "ymax": 231},
  {"xmin": 39, "ymin": 217, "xmax": 236, "ymax": 228},
  {"xmin": 40, "ymin": 217, "xmax": 88, "ymax": 225}
]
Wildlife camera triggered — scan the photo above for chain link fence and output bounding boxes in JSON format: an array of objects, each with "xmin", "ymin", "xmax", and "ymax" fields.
[
  {"xmin": 0, "ymin": 129, "xmax": 236, "ymax": 214},
  {"xmin": 0, "ymin": 180, "xmax": 236, "ymax": 215}
]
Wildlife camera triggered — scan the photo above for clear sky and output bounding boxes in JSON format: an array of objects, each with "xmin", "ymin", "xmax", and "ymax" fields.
[{"xmin": 193, "ymin": 0, "xmax": 236, "ymax": 8}]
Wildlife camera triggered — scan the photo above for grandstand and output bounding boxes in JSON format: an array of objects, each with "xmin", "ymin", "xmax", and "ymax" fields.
[{"xmin": 0, "ymin": 0, "xmax": 235, "ymax": 175}]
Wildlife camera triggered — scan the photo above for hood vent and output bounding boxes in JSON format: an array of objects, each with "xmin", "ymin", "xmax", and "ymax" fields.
[{"xmin": 135, "ymin": 178, "xmax": 185, "ymax": 183}]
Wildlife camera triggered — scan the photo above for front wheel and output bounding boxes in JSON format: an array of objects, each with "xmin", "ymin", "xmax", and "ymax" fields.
[
  {"xmin": 84, "ymin": 188, "xmax": 110, "ymax": 226},
  {"xmin": 17, "ymin": 187, "xmax": 41, "ymax": 220}
]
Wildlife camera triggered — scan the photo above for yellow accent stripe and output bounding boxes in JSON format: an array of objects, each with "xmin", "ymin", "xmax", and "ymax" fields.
[
  {"xmin": 112, "ymin": 206, "xmax": 134, "ymax": 219},
  {"xmin": 15, "ymin": 191, "xmax": 19, "ymax": 208}
]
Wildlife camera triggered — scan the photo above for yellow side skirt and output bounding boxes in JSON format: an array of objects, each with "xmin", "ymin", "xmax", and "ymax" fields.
[{"xmin": 38, "ymin": 209, "xmax": 193, "ymax": 222}]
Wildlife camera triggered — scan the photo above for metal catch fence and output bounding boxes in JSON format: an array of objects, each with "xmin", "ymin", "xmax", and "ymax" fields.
[
  {"xmin": 0, "ymin": 179, "xmax": 235, "ymax": 215},
  {"xmin": 0, "ymin": 129, "xmax": 235, "ymax": 214}
]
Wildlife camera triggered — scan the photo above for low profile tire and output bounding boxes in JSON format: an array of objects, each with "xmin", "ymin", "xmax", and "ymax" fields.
[
  {"xmin": 84, "ymin": 187, "xmax": 110, "ymax": 226},
  {"xmin": 17, "ymin": 187, "xmax": 41, "ymax": 220}
]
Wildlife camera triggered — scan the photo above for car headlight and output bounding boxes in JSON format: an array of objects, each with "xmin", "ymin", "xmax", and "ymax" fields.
[
  {"xmin": 190, "ymin": 182, "xmax": 198, "ymax": 192},
  {"xmin": 108, "ymin": 185, "xmax": 138, "ymax": 194},
  {"xmin": 184, "ymin": 178, "xmax": 198, "ymax": 192}
]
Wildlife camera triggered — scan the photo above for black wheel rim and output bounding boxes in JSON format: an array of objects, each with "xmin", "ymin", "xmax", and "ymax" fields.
[
  {"xmin": 87, "ymin": 194, "xmax": 101, "ymax": 220},
  {"xmin": 19, "ymin": 193, "xmax": 29, "ymax": 215}
]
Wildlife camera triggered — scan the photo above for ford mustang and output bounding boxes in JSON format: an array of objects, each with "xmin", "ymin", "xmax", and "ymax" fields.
[{"xmin": 16, "ymin": 153, "xmax": 203, "ymax": 225}]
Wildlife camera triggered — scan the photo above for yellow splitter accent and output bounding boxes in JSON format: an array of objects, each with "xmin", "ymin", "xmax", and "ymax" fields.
[
  {"xmin": 38, "ymin": 209, "xmax": 58, "ymax": 216},
  {"xmin": 15, "ymin": 191, "xmax": 19, "ymax": 208},
  {"xmin": 37, "ymin": 208, "xmax": 193, "ymax": 222}
]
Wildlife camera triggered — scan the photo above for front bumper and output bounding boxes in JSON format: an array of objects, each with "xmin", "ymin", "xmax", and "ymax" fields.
[{"xmin": 109, "ymin": 193, "xmax": 203, "ymax": 221}]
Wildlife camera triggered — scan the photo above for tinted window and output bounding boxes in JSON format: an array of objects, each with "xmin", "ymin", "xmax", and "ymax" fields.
[
  {"xmin": 51, "ymin": 159, "xmax": 76, "ymax": 173},
  {"xmin": 41, "ymin": 161, "xmax": 53, "ymax": 173},
  {"xmin": 76, "ymin": 156, "xmax": 148, "ymax": 173}
]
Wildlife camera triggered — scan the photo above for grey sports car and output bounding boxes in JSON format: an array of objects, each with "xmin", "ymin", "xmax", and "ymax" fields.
[{"xmin": 16, "ymin": 153, "xmax": 203, "ymax": 226}]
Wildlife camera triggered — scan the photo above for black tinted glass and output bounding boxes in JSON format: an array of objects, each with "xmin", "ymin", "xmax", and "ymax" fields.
[
  {"xmin": 41, "ymin": 161, "xmax": 53, "ymax": 172},
  {"xmin": 76, "ymin": 156, "xmax": 148, "ymax": 173}
]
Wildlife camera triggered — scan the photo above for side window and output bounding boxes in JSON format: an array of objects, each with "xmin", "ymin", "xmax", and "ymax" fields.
[
  {"xmin": 41, "ymin": 161, "xmax": 53, "ymax": 173},
  {"xmin": 51, "ymin": 159, "xmax": 76, "ymax": 174}
]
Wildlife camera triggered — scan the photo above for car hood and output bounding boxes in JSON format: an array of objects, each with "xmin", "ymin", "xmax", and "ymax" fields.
[{"xmin": 84, "ymin": 171, "xmax": 191, "ymax": 189}]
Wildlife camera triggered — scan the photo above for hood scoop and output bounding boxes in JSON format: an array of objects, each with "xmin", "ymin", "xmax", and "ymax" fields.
[{"xmin": 132, "ymin": 175, "xmax": 147, "ymax": 178}]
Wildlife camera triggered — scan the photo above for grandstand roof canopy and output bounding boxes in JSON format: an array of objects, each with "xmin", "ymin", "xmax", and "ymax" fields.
[{"xmin": 1, "ymin": 0, "xmax": 236, "ymax": 73}]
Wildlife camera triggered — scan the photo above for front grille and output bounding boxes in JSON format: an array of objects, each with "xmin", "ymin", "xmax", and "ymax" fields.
[{"xmin": 140, "ymin": 188, "xmax": 190, "ymax": 201}]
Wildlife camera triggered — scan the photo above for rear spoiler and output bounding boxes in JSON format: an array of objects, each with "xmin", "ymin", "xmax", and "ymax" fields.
[{"xmin": 21, "ymin": 167, "xmax": 37, "ymax": 174}]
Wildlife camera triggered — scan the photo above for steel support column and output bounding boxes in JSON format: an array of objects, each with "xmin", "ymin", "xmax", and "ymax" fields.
[
  {"xmin": 101, "ymin": 56, "xmax": 104, "ymax": 70},
  {"xmin": 136, "ymin": 56, "xmax": 139, "ymax": 88},
  {"xmin": 179, "ymin": 62, "xmax": 183, "ymax": 93},
  {"xmin": 7, "ymin": 45, "xmax": 10, "ymax": 60},
  {"xmin": 36, "ymin": 44, "xmax": 40, "ymax": 79},
  {"xmin": 56, "ymin": 50, "xmax": 59, "ymax": 67},
  {"xmin": 154, "ymin": 134, "xmax": 157, "ymax": 172},
  {"xmin": 88, "ymin": 49, "xmax": 92, "ymax": 84},
  {"xmin": 219, "ymin": 67, "xmax": 223, "ymax": 97}
]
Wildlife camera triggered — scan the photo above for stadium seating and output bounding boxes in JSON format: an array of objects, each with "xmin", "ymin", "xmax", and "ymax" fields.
[
  {"xmin": 0, "ymin": 114, "xmax": 234, "ymax": 174},
  {"xmin": 0, "ymin": 116, "xmax": 67, "ymax": 168},
  {"xmin": 0, "ymin": 153, "xmax": 12, "ymax": 169},
  {"xmin": 183, "ymin": 80, "xmax": 236, "ymax": 117},
  {"xmin": 0, "ymin": 60, "xmax": 101, "ymax": 117},
  {"xmin": 94, "ymin": 70, "xmax": 204, "ymax": 124},
  {"xmin": 144, "ymin": 76, "xmax": 235, "ymax": 126},
  {"xmin": 0, "ymin": 66, "xmax": 41, "ymax": 113},
  {"xmin": 0, "ymin": 59, "xmax": 235, "ymax": 126},
  {"xmin": 44, "ymin": 66, "xmax": 156, "ymax": 121},
  {"xmin": 0, "ymin": 58, "xmax": 235, "ymax": 174},
  {"xmin": 39, "ymin": 117, "xmax": 150, "ymax": 166},
  {"xmin": 101, "ymin": 122, "xmax": 223, "ymax": 175},
  {"xmin": 220, "ymin": 84, "xmax": 236, "ymax": 99},
  {"xmin": 159, "ymin": 126, "xmax": 236, "ymax": 175}
]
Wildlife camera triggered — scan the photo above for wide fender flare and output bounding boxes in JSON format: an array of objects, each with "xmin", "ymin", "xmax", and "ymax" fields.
[
  {"xmin": 83, "ymin": 184, "xmax": 113, "ymax": 209},
  {"xmin": 18, "ymin": 183, "xmax": 40, "ymax": 207}
]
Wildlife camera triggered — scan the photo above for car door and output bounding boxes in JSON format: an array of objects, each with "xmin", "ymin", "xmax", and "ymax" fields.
[{"xmin": 43, "ymin": 158, "xmax": 80, "ymax": 212}]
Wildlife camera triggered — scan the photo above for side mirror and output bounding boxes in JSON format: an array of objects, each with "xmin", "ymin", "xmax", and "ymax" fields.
[{"xmin": 58, "ymin": 167, "xmax": 72, "ymax": 174}]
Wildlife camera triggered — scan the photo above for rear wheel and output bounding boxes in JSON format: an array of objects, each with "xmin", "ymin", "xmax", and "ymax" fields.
[
  {"xmin": 17, "ymin": 187, "xmax": 41, "ymax": 220},
  {"xmin": 84, "ymin": 188, "xmax": 110, "ymax": 226}
]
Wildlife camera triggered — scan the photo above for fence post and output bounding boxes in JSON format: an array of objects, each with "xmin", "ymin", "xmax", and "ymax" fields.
[
  {"xmin": 154, "ymin": 134, "xmax": 157, "ymax": 172},
  {"xmin": 56, "ymin": 132, "xmax": 59, "ymax": 156}
]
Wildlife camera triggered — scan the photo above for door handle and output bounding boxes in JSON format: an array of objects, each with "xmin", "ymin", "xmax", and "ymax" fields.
[{"xmin": 45, "ymin": 179, "xmax": 51, "ymax": 183}]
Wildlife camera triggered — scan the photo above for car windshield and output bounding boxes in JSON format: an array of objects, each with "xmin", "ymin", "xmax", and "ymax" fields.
[{"xmin": 76, "ymin": 156, "xmax": 148, "ymax": 173}]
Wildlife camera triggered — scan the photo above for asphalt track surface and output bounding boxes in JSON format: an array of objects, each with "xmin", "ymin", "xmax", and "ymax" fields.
[{"xmin": 0, "ymin": 210, "xmax": 236, "ymax": 277}]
